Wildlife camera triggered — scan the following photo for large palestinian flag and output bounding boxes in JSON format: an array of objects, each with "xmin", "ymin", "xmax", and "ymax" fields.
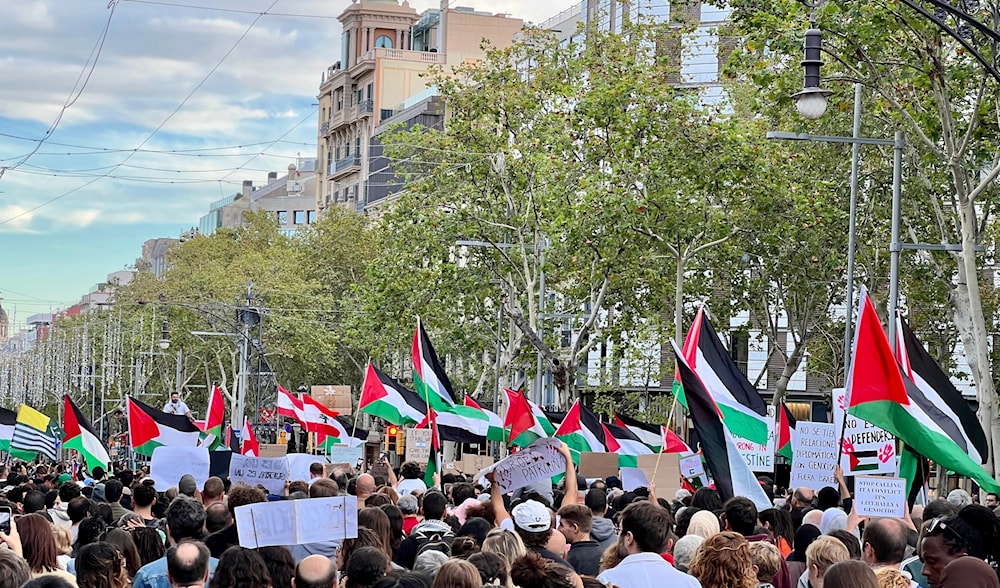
[
  {"xmin": 127, "ymin": 397, "xmax": 202, "ymax": 456},
  {"xmin": 412, "ymin": 318, "xmax": 456, "ymax": 410},
  {"xmin": 63, "ymin": 395, "xmax": 111, "ymax": 470},
  {"xmin": 0, "ymin": 408, "xmax": 15, "ymax": 453},
  {"xmin": 613, "ymin": 412, "xmax": 662, "ymax": 450},
  {"xmin": 504, "ymin": 388, "xmax": 555, "ymax": 447},
  {"xmin": 317, "ymin": 416, "xmax": 369, "ymax": 451},
  {"xmin": 677, "ymin": 307, "xmax": 769, "ymax": 444},
  {"xmin": 605, "ymin": 421, "xmax": 653, "ymax": 467},
  {"xmin": 846, "ymin": 289, "xmax": 1000, "ymax": 493},
  {"xmin": 672, "ymin": 341, "xmax": 772, "ymax": 510},
  {"xmin": 464, "ymin": 396, "xmax": 505, "ymax": 442},
  {"xmin": 555, "ymin": 400, "xmax": 620, "ymax": 458},
  {"xmin": 359, "ymin": 363, "xmax": 426, "ymax": 426}
]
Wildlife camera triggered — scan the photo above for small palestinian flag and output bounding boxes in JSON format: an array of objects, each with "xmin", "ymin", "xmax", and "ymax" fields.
[
  {"xmin": 63, "ymin": 395, "xmax": 111, "ymax": 471},
  {"xmin": 777, "ymin": 403, "xmax": 796, "ymax": 461}
]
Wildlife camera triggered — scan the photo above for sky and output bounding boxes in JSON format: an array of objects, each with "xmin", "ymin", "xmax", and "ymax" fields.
[{"xmin": 0, "ymin": 0, "xmax": 579, "ymax": 330}]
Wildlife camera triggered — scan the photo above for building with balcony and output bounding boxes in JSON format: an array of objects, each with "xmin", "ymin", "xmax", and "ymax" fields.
[
  {"xmin": 315, "ymin": 0, "xmax": 523, "ymax": 213},
  {"xmin": 199, "ymin": 161, "xmax": 318, "ymax": 236}
]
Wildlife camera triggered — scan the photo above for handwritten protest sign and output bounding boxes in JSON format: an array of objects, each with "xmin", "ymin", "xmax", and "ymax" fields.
[
  {"xmin": 732, "ymin": 406, "xmax": 776, "ymax": 472},
  {"xmin": 678, "ymin": 454, "xmax": 704, "ymax": 478},
  {"xmin": 855, "ymin": 476, "xmax": 907, "ymax": 519},
  {"xmin": 620, "ymin": 467, "xmax": 649, "ymax": 491},
  {"xmin": 327, "ymin": 445, "xmax": 363, "ymax": 466},
  {"xmin": 405, "ymin": 429, "xmax": 434, "ymax": 463},
  {"xmin": 789, "ymin": 422, "xmax": 838, "ymax": 490},
  {"xmin": 832, "ymin": 388, "xmax": 896, "ymax": 475},
  {"xmin": 476, "ymin": 438, "xmax": 565, "ymax": 493},
  {"xmin": 236, "ymin": 496, "xmax": 358, "ymax": 548},
  {"xmin": 230, "ymin": 455, "xmax": 288, "ymax": 495},
  {"xmin": 150, "ymin": 447, "xmax": 210, "ymax": 490},
  {"xmin": 286, "ymin": 453, "xmax": 328, "ymax": 482}
]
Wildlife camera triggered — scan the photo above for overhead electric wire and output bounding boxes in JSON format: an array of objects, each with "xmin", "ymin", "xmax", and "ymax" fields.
[
  {"xmin": 122, "ymin": 0, "xmax": 340, "ymax": 19},
  {"xmin": 0, "ymin": 131, "xmax": 314, "ymax": 155},
  {"xmin": 0, "ymin": 0, "xmax": 282, "ymax": 227}
]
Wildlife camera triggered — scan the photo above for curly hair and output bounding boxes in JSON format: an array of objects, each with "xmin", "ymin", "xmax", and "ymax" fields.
[
  {"xmin": 209, "ymin": 546, "xmax": 272, "ymax": 588},
  {"xmin": 399, "ymin": 462, "xmax": 422, "ymax": 480},
  {"xmin": 76, "ymin": 542, "xmax": 130, "ymax": 588},
  {"xmin": 873, "ymin": 566, "xmax": 911, "ymax": 588},
  {"xmin": 688, "ymin": 531, "xmax": 757, "ymax": 588},
  {"xmin": 509, "ymin": 553, "xmax": 576, "ymax": 588}
]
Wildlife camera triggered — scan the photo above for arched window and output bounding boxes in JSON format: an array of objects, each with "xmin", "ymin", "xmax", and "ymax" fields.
[{"xmin": 375, "ymin": 35, "xmax": 393, "ymax": 49}]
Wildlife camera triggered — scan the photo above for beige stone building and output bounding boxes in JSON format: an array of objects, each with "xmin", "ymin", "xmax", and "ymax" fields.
[{"xmin": 316, "ymin": 0, "xmax": 523, "ymax": 213}]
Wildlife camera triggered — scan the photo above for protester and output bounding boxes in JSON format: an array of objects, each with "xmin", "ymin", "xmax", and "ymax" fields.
[
  {"xmin": 167, "ymin": 542, "xmax": 211, "ymax": 588},
  {"xmin": 395, "ymin": 491, "xmax": 453, "ymax": 569},
  {"xmin": 294, "ymin": 555, "xmax": 337, "ymax": 588},
  {"xmin": 209, "ymin": 546, "xmax": 271, "ymax": 588},
  {"xmin": 481, "ymin": 529, "xmax": 527, "ymax": 569},
  {"xmin": 584, "ymin": 489, "xmax": 617, "ymax": 551},
  {"xmin": 801, "ymin": 536, "xmax": 850, "ymax": 588},
  {"xmin": 430, "ymin": 559, "xmax": 480, "ymax": 588},
  {"xmin": 596, "ymin": 501, "xmax": 699, "ymax": 588},
  {"xmin": 133, "ymin": 495, "xmax": 217, "ymax": 588},
  {"xmin": 0, "ymin": 549, "xmax": 32, "ymax": 588},
  {"xmin": 101, "ymin": 528, "xmax": 142, "ymax": 578},
  {"xmin": 822, "ymin": 560, "xmax": 877, "ymax": 588},
  {"xmin": 344, "ymin": 547, "xmax": 389, "ymax": 588},
  {"xmin": 509, "ymin": 553, "xmax": 577, "ymax": 588},
  {"xmin": 749, "ymin": 542, "xmax": 782, "ymax": 588},
  {"xmin": 76, "ymin": 543, "xmax": 130, "ymax": 588},
  {"xmin": 19, "ymin": 514, "xmax": 77, "ymax": 585},
  {"xmin": 133, "ymin": 528, "xmax": 167, "ymax": 567},
  {"xmin": 688, "ymin": 511, "xmax": 721, "ymax": 539},
  {"xmin": 938, "ymin": 556, "xmax": 1000, "ymax": 588},
  {"xmin": 689, "ymin": 531, "xmax": 756, "ymax": 588},
  {"xmin": 674, "ymin": 535, "xmax": 704, "ymax": 574},
  {"xmin": 467, "ymin": 551, "xmax": 511, "ymax": 588},
  {"xmin": 787, "ymin": 524, "xmax": 821, "ymax": 584},
  {"xmin": 257, "ymin": 547, "xmax": 295, "ymax": 588},
  {"xmin": 556, "ymin": 504, "xmax": 603, "ymax": 576},
  {"xmin": 397, "ymin": 496, "xmax": 420, "ymax": 537},
  {"xmin": 396, "ymin": 463, "xmax": 427, "ymax": 497}
]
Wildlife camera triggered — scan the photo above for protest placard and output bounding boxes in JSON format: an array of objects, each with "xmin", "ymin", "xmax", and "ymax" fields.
[
  {"xmin": 150, "ymin": 447, "xmax": 210, "ymax": 490},
  {"xmin": 258, "ymin": 444, "xmax": 287, "ymax": 458},
  {"xmin": 732, "ymin": 406, "xmax": 776, "ymax": 472},
  {"xmin": 286, "ymin": 453, "xmax": 328, "ymax": 482},
  {"xmin": 636, "ymin": 454, "xmax": 680, "ymax": 498},
  {"xmin": 462, "ymin": 454, "xmax": 494, "ymax": 474},
  {"xmin": 678, "ymin": 454, "xmax": 704, "ymax": 478},
  {"xmin": 788, "ymin": 422, "xmax": 838, "ymax": 490},
  {"xmin": 405, "ymin": 429, "xmax": 434, "ymax": 463},
  {"xmin": 230, "ymin": 455, "xmax": 289, "ymax": 495},
  {"xmin": 236, "ymin": 496, "xmax": 358, "ymax": 548},
  {"xmin": 476, "ymin": 438, "xmax": 565, "ymax": 493},
  {"xmin": 327, "ymin": 445, "xmax": 363, "ymax": 466},
  {"xmin": 620, "ymin": 467, "xmax": 649, "ymax": 492},
  {"xmin": 854, "ymin": 476, "xmax": 907, "ymax": 519},
  {"xmin": 578, "ymin": 452, "xmax": 620, "ymax": 479},
  {"xmin": 832, "ymin": 388, "xmax": 896, "ymax": 475}
]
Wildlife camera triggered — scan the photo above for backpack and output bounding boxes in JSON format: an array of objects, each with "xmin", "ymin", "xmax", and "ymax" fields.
[{"xmin": 412, "ymin": 527, "xmax": 455, "ymax": 558}]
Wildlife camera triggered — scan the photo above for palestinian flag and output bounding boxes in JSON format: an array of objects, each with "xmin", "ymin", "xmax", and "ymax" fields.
[
  {"xmin": 12, "ymin": 404, "xmax": 60, "ymax": 461},
  {"xmin": 0, "ymin": 408, "xmax": 16, "ymax": 453},
  {"xmin": 127, "ymin": 397, "xmax": 202, "ymax": 457},
  {"xmin": 676, "ymin": 307, "xmax": 769, "ymax": 444},
  {"xmin": 464, "ymin": 396, "xmax": 505, "ymax": 442},
  {"xmin": 504, "ymin": 389, "xmax": 555, "ymax": 447},
  {"xmin": 301, "ymin": 395, "xmax": 341, "ymax": 436},
  {"xmin": 661, "ymin": 425, "xmax": 692, "ymax": 454},
  {"xmin": 203, "ymin": 385, "xmax": 225, "ymax": 449},
  {"xmin": 555, "ymin": 400, "xmax": 621, "ymax": 458},
  {"xmin": 276, "ymin": 385, "xmax": 305, "ymax": 424},
  {"xmin": 672, "ymin": 341, "xmax": 772, "ymax": 510},
  {"xmin": 605, "ymin": 422, "xmax": 653, "ymax": 467},
  {"xmin": 416, "ymin": 409, "xmax": 441, "ymax": 488},
  {"xmin": 63, "ymin": 395, "xmax": 111, "ymax": 471},
  {"xmin": 412, "ymin": 318, "xmax": 456, "ymax": 410},
  {"xmin": 846, "ymin": 289, "xmax": 1000, "ymax": 493},
  {"xmin": 240, "ymin": 415, "xmax": 259, "ymax": 457},
  {"xmin": 614, "ymin": 412, "xmax": 662, "ymax": 450},
  {"xmin": 777, "ymin": 403, "xmax": 796, "ymax": 461},
  {"xmin": 359, "ymin": 363, "xmax": 426, "ymax": 426},
  {"xmin": 317, "ymin": 416, "xmax": 369, "ymax": 451}
]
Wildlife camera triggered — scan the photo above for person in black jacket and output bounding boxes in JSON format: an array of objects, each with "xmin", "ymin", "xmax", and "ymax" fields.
[{"xmin": 556, "ymin": 504, "xmax": 603, "ymax": 576}]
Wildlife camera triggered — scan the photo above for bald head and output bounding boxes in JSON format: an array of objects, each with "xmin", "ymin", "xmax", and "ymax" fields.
[
  {"xmin": 357, "ymin": 474, "xmax": 376, "ymax": 495},
  {"xmin": 861, "ymin": 518, "xmax": 907, "ymax": 566},
  {"xmin": 294, "ymin": 554, "xmax": 336, "ymax": 588},
  {"xmin": 167, "ymin": 541, "xmax": 210, "ymax": 588}
]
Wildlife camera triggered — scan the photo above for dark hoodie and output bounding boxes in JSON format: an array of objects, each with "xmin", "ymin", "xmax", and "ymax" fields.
[{"xmin": 590, "ymin": 516, "xmax": 617, "ymax": 551}]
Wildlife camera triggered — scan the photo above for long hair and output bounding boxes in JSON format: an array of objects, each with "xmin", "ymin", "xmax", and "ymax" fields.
[
  {"xmin": 481, "ymin": 529, "xmax": 526, "ymax": 569},
  {"xmin": 131, "ymin": 527, "xmax": 166, "ymax": 566},
  {"xmin": 209, "ymin": 546, "xmax": 272, "ymax": 588},
  {"xmin": 358, "ymin": 507, "xmax": 394, "ymax": 562},
  {"xmin": 824, "ymin": 560, "xmax": 878, "ymax": 588},
  {"xmin": 431, "ymin": 559, "xmax": 481, "ymax": 588},
  {"xmin": 101, "ymin": 528, "xmax": 142, "ymax": 578},
  {"xmin": 688, "ymin": 531, "xmax": 757, "ymax": 588},
  {"xmin": 76, "ymin": 543, "xmax": 130, "ymax": 588},
  {"xmin": 18, "ymin": 514, "xmax": 60, "ymax": 573}
]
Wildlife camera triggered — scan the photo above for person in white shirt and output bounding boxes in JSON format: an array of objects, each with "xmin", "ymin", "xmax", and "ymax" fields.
[
  {"xmin": 395, "ymin": 461, "xmax": 427, "ymax": 496},
  {"xmin": 163, "ymin": 393, "xmax": 194, "ymax": 421},
  {"xmin": 596, "ymin": 501, "xmax": 701, "ymax": 588}
]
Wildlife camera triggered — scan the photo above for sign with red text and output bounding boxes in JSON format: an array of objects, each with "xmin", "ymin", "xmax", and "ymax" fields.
[
  {"xmin": 833, "ymin": 388, "xmax": 896, "ymax": 475},
  {"xmin": 476, "ymin": 438, "xmax": 565, "ymax": 493},
  {"xmin": 732, "ymin": 406, "xmax": 776, "ymax": 473}
]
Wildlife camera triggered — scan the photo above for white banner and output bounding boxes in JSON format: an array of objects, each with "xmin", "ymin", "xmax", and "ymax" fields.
[
  {"xmin": 476, "ymin": 438, "xmax": 565, "ymax": 493},
  {"xmin": 732, "ymin": 406, "xmax": 776, "ymax": 473},
  {"xmin": 236, "ymin": 496, "xmax": 358, "ymax": 548},
  {"xmin": 789, "ymin": 422, "xmax": 838, "ymax": 491},
  {"xmin": 229, "ymin": 455, "xmax": 288, "ymax": 495},
  {"xmin": 833, "ymin": 388, "xmax": 896, "ymax": 475},
  {"xmin": 149, "ymin": 446, "xmax": 210, "ymax": 490}
]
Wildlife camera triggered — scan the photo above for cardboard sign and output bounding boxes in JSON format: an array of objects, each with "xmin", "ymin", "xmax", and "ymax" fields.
[
  {"xmin": 855, "ymin": 476, "xmax": 907, "ymax": 519},
  {"xmin": 405, "ymin": 428, "xmax": 434, "ymax": 464},
  {"xmin": 258, "ymin": 444, "xmax": 288, "ymax": 458},
  {"xmin": 678, "ymin": 453, "xmax": 704, "ymax": 478},
  {"xmin": 310, "ymin": 385, "xmax": 353, "ymax": 415},
  {"xmin": 832, "ymin": 388, "xmax": 896, "ymax": 475},
  {"xmin": 286, "ymin": 453, "xmax": 328, "ymax": 482},
  {"xmin": 789, "ymin": 422, "xmax": 838, "ymax": 490},
  {"xmin": 732, "ymin": 406, "xmax": 776, "ymax": 473},
  {"xmin": 236, "ymin": 496, "xmax": 358, "ymax": 548},
  {"xmin": 578, "ymin": 452, "xmax": 619, "ymax": 479},
  {"xmin": 476, "ymin": 438, "xmax": 566, "ymax": 493},
  {"xmin": 636, "ymin": 453, "xmax": 680, "ymax": 498},
  {"xmin": 327, "ymin": 445, "xmax": 363, "ymax": 466},
  {"xmin": 620, "ymin": 467, "xmax": 649, "ymax": 492},
  {"xmin": 149, "ymin": 447, "xmax": 210, "ymax": 490},
  {"xmin": 462, "ymin": 454, "xmax": 494, "ymax": 475},
  {"xmin": 230, "ymin": 455, "xmax": 288, "ymax": 495}
]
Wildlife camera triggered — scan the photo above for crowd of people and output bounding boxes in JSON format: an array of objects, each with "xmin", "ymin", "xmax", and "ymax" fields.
[{"xmin": 0, "ymin": 449, "xmax": 996, "ymax": 588}]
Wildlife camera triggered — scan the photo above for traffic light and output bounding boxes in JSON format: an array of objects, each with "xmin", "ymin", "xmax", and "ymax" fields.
[
  {"xmin": 384, "ymin": 425, "xmax": 399, "ymax": 453},
  {"xmin": 396, "ymin": 427, "xmax": 406, "ymax": 455}
]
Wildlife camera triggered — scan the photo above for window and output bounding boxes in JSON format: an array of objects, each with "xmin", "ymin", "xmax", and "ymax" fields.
[
  {"xmin": 343, "ymin": 187, "xmax": 349, "ymax": 202},
  {"xmin": 357, "ymin": 89, "xmax": 364, "ymax": 104},
  {"xmin": 375, "ymin": 35, "xmax": 393, "ymax": 49},
  {"xmin": 277, "ymin": 211, "xmax": 288, "ymax": 225},
  {"xmin": 307, "ymin": 210, "xmax": 316, "ymax": 223},
  {"xmin": 336, "ymin": 90, "xmax": 343, "ymax": 111},
  {"xmin": 366, "ymin": 83, "xmax": 373, "ymax": 100},
  {"xmin": 294, "ymin": 211, "xmax": 306, "ymax": 224},
  {"xmin": 353, "ymin": 184, "xmax": 359, "ymax": 201}
]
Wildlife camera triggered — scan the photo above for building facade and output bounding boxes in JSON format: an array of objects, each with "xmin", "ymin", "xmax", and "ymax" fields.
[{"xmin": 199, "ymin": 162, "xmax": 318, "ymax": 236}]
